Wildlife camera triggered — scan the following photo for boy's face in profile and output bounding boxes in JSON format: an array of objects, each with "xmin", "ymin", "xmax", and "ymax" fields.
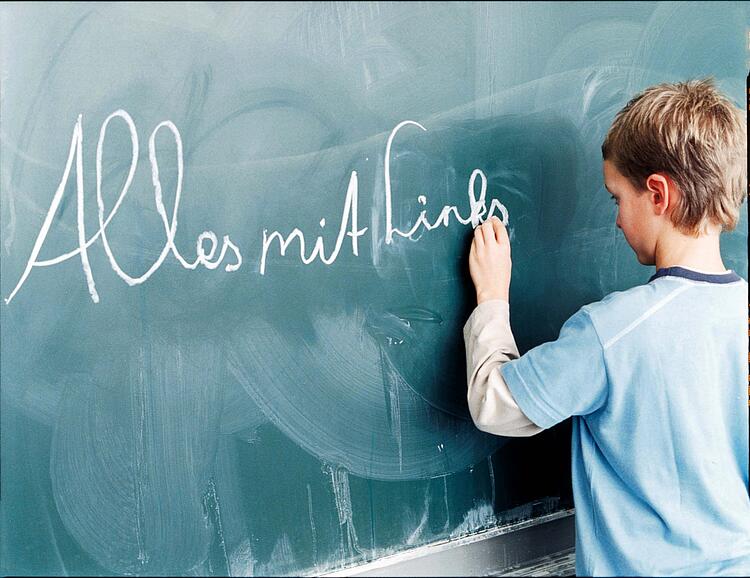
[{"xmin": 603, "ymin": 160, "xmax": 660, "ymax": 266}]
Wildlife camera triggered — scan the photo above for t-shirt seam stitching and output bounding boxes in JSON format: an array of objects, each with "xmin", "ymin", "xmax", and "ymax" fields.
[
  {"xmin": 505, "ymin": 362, "xmax": 561, "ymax": 428},
  {"xmin": 602, "ymin": 284, "xmax": 693, "ymax": 350}
]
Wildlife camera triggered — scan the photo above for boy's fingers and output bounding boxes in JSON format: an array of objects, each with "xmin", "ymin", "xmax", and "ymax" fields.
[
  {"xmin": 473, "ymin": 222, "xmax": 485, "ymax": 248},
  {"xmin": 490, "ymin": 216, "xmax": 509, "ymax": 243},
  {"xmin": 481, "ymin": 219, "xmax": 495, "ymax": 242}
]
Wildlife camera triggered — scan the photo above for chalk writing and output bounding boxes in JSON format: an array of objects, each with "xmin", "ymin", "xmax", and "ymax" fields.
[
  {"xmin": 259, "ymin": 171, "xmax": 367, "ymax": 275},
  {"xmin": 5, "ymin": 113, "xmax": 509, "ymax": 303},
  {"xmin": 258, "ymin": 120, "xmax": 509, "ymax": 274},
  {"xmin": 384, "ymin": 120, "xmax": 507, "ymax": 243},
  {"xmin": 5, "ymin": 110, "xmax": 242, "ymax": 304}
]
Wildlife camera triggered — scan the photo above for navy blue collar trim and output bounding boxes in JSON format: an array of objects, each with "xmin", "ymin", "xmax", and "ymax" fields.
[{"xmin": 648, "ymin": 266, "xmax": 741, "ymax": 284}]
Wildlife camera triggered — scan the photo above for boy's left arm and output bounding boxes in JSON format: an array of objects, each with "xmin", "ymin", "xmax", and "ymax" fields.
[
  {"xmin": 467, "ymin": 217, "xmax": 609, "ymax": 432},
  {"xmin": 464, "ymin": 297, "xmax": 543, "ymax": 436},
  {"xmin": 465, "ymin": 217, "xmax": 543, "ymax": 436}
]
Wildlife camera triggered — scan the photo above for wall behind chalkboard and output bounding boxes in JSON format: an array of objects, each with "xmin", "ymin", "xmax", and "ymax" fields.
[{"xmin": 1, "ymin": 2, "xmax": 747, "ymax": 575}]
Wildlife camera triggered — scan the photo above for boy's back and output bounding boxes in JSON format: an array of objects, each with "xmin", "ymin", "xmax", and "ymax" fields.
[
  {"xmin": 464, "ymin": 80, "xmax": 750, "ymax": 575},
  {"xmin": 501, "ymin": 267, "xmax": 750, "ymax": 575}
]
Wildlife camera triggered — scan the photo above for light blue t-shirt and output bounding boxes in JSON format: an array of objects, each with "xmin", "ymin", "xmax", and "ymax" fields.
[{"xmin": 502, "ymin": 267, "xmax": 750, "ymax": 576}]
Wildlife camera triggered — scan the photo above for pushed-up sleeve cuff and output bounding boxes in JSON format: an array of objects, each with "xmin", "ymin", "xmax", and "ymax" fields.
[{"xmin": 463, "ymin": 300, "xmax": 542, "ymax": 437}]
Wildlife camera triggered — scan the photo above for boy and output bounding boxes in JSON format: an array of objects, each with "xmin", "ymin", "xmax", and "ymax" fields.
[{"xmin": 463, "ymin": 79, "xmax": 750, "ymax": 576}]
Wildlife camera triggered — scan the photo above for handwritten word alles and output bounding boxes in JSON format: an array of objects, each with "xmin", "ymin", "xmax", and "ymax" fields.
[
  {"xmin": 5, "ymin": 110, "xmax": 241, "ymax": 304},
  {"xmin": 5, "ymin": 113, "xmax": 508, "ymax": 304}
]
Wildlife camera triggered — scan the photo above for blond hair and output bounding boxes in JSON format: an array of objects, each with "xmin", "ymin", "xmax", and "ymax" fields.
[{"xmin": 602, "ymin": 79, "xmax": 746, "ymax": 235}]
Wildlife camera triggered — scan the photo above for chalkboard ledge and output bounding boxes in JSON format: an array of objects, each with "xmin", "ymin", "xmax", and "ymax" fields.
[{"xmin": 320, "ymin": 508, "xmax": 575, "ymax": 577}]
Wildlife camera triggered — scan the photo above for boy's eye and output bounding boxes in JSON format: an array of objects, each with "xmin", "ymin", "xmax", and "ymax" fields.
[{"xmin": 610, "ymin": 195, "xmax": 619, "ymax": 206}]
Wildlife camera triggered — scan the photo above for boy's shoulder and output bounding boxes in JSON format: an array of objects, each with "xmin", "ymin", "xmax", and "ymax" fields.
[
  {"xmin": 580, "ymin": 282, "xmax": 667, "ymax": 348},
  {"xmin": 579, "ymin": 273, "xmax": 747, "ymax": 350}
]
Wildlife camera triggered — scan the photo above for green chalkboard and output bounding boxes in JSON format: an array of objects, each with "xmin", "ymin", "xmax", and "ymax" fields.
[{"xmin": 1, "ymin": 2, "xmax": 747, "ymax": 575}]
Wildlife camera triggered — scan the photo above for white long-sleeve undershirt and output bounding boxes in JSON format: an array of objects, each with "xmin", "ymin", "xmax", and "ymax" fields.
[{"xmin": 463, "ymin": 299, "xmax": 543, "ymax": 437}]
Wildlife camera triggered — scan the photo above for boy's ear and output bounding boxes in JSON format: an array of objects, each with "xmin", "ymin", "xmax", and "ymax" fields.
[{"xmin": 645, "ymin": 173, "xmax": 675, "ymax": 216}]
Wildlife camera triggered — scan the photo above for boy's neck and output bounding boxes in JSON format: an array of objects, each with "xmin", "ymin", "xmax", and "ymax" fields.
[{"xmin": 653, "ymin": 228, "xmax": 727, "ymax": 273}]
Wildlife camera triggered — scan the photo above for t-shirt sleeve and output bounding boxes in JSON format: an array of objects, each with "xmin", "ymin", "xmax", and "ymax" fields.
[{"xmin": 501, "ymin": 308, "xmax": 608, "ymax": 429}]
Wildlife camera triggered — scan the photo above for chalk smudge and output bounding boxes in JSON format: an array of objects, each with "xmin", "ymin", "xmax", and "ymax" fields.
[
  {"xmin": 256, "ymin": 533, "xmax": 297, "ymax": 576},
  {"xmin": 202, "ymin": 478, "xmax": 231, "ymax": 575},
  {"xmin": 326, "ymin": 465, "xmax": 364, "ymax": 562},
  {"xmin": 405, "ymin": 484, "xmax": 431, "ymax": 546},
  {"xmin": 307, "ymin": 483, "xmax": 319, "ymax": 566},
  {"xmin": 49, "ymin": 338, "xmax": 223, "ymax": 574},
  {"xmin": 227, "ymin": 312, "xmax": 502, "ymax": 481},
  {"xmin": 228, "ymin": 538, "xmax": 255, "ymax": 577},
  {"xmin": 488, "ymin": 455, "xmax": 496, "ymax": 511},
  {"xmin": 449, "ymin": 500, "xmax": 496, "ymax": 539},
  {"xmin": 442, "ymin": 475, "xmax": 450, "ymax": 532}
]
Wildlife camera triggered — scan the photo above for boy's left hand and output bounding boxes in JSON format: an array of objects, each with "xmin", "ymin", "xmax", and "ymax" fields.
[{"xmin": 469, "ymin": 216, "xmax": 512, "ymax": 304}]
